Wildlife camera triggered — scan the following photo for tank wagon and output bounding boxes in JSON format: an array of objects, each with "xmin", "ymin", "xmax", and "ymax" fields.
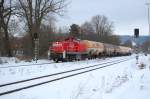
[
  {"xmin": 82, "ymin": 40, "xmax": 105, "ymax": 58},
  {"xmin": 49, "ymin": 37, "xmax": 132, "ymax": 62}
]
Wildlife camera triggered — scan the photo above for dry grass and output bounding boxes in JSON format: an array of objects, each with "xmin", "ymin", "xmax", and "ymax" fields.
[
  {"xmin": 16, "ymin": 56, "xmax": 32, "ymax": 62},
  {"xmin": 138, "ymin": 63, "xmax": 146, "ymax": 69}
]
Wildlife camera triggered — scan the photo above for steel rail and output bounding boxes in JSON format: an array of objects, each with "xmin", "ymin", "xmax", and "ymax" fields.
[
  {"xmin": 0, "ymin": 57, "xmax": 133, "ymax": 96},
  {"xmin": 0, "ymin": 57, "xmax": 130, "ymax": 88}
]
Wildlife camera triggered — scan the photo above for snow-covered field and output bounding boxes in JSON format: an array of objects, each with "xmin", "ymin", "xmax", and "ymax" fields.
[{"xmin": 0, "ymin": 54, "xmax": 150, "ymax": 99}]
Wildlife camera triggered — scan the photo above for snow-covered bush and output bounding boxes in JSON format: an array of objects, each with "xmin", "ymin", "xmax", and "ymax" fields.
[{"xmin": 0, "ymin": 57, "xmax": 20, "ymax": 64}]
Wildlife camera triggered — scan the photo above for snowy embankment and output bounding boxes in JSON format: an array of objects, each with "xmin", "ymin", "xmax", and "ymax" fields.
[
  {"xmin": 0, "ymin": 54, "xmax": 150, "ymax": 99},
  {"xmin": 0, "ymin": 56, "xmax": 128, "ymax": 85}
]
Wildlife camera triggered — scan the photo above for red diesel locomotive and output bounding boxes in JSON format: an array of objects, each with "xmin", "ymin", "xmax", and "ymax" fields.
[
  {"xmin": 49, "ymin": 38, "xmax": 88, "ymax": 62},
  {"xmin": 49, "ymin": 37, "xmax": 132, "ymax": 62}
]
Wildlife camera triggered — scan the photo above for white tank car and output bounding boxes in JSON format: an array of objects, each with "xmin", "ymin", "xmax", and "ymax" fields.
[
  {"xmin": 103, "ymin": 43, "xmax": 115, "ymax": 56},
  {"xmin": 81, "ymin": 40, "xmax": 105, "ymax": 56}
]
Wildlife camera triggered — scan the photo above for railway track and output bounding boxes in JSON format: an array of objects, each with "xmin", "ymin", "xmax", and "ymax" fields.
[
  {"xmin": 0, "ymin": 55, "xmax": 130, "ymax": 69},
  {"xmin": 0, "ymin": 58, "xmax": 111, "ymax": 69},
  {"xmin": 0, "ymin": 56, "xmax": 130, "ymax": 69},
  {"xmin": 0, "ymin": 56, "xmax": 134, "ymax": 96}
]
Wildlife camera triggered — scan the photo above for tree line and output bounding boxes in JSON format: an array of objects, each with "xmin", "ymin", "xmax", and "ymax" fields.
[
  {"xmin": 0, "ymin": 0, "xmax": 122, "ymax": 58},
  {"xmin": 0, "ymin": 0, "xmax": 67, "ymax": 57},
  {"xmin": 69, "ymin": 15, "xmax": 120, "ymax": 45}
]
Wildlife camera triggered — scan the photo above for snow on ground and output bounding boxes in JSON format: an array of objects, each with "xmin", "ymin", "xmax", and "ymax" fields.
[
  {"xmin": 0, "ymin": 56, "xmax": 127, "ymax": 84},
  {"xmin": 0, "ymin": 54, "xmax": 150, "ymax": 99}
]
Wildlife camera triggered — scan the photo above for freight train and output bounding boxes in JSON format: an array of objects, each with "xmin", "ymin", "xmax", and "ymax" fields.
[{"xmin": 48, "ymin": 37, "xmax": 132, "ymax": 62}]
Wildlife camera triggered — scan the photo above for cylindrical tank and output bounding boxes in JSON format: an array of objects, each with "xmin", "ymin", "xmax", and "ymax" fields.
[{"xmin": 81, "ymin": 40, "xmax": 104, "ymax": 55}]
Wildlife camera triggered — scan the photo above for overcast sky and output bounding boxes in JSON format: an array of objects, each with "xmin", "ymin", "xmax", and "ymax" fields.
[{"xmin": 57, "ymin": 0, "xmax": 150, "ymax": 36}]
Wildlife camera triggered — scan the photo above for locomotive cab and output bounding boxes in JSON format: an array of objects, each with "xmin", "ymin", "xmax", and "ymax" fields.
[
  {"xmin": 49, "ymin": 41, "xmax": 65, "ymax": 62},
  {"xmin": 49, "ymin": 37, "xmax": 87, "ymax": 62},
  {"xmin": 51, "ymin": 42, "xmax": 64, "ymax": 53}
]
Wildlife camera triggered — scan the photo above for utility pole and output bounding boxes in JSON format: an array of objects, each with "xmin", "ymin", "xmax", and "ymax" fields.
[
  {"xmin": 34, "ymin": 33, "xmax": 39, "ymax": 63},
  {"xmin": 146, "ymin": 3, "xmax": 150, "ymax": 54},
  {"xmin": 146, "ymin": 3, "xmax": 150, "ymax": 36},
  {"xmin": 134, "ymin": 28, "xmax": 139, "ymax": 64}
]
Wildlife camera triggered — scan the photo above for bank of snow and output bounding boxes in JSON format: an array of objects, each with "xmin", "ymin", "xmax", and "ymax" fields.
[{"xmin": 0, "ymin": 54, "xmax": 150, "ymax": 99}]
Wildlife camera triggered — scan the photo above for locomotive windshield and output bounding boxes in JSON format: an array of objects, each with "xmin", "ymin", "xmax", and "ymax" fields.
[{"xmin": 52, "ymin": 42, "xmax": 62, "ymax": 47}]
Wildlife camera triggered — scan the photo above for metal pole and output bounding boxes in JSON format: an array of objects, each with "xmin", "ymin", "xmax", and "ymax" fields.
[
  {"xmin": 147, "ymin": 4, "xmax": 150, "ymax": 36},
  {"xmin": 146, "ymin": 3, "xmax": 150, "ymax": 54},
  {"xmin": 148, "ymin": 6, "xmax": 150, "ymax": 54},
  {"xmin": 34, "ymin": 38, "xmax": 39, "ymax": 63},
  {"xmin": 146, "ymin": 3, "xmax": 150, "ymax": 36}
]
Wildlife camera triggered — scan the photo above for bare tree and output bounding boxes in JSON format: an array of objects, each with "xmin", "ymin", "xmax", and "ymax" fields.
[
  {"xmin": 39, "ymin": 19, "xmax": 57, "ymax": 57},
  {"xmin": 91, "ymin": 15, "xmax": 114, "ymax": 36},
  {"xmin": 16, "ymin": 0, "xmax": 67, "ymax": 56},
  {"xmin": 0, "ymin": 0, "xmax": 15, "ymax": 57},
  {"xmin": 9, "ymin": 18, "xmax": 20, "ymax": 36},
  {"xmin": 81, "ymin": 21, "xmax": 94, "ymax": 35},
  {"xmin": 79, "ymin": 15, "xmax": 118, "ymax": 43}
]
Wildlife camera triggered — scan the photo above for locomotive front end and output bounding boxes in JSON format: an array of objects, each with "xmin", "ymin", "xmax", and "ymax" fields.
[{"xmin": 49, "ymin": 41, "xmax": 66, "ymax": 62}]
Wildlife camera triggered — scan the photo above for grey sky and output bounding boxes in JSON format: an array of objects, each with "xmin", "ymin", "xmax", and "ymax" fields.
[{"xmin": 57, "ymin": 0, "xmax": 149, "ymax": 36}]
